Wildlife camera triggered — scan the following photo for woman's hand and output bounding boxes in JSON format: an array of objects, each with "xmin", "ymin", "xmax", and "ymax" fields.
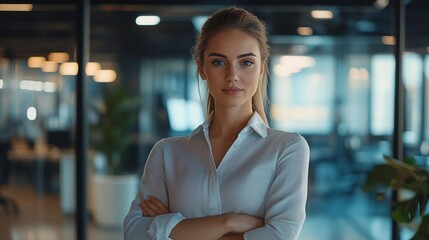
[{"xmin": 139, "ymin": 195, "xmax": 170, "ymax": 217}]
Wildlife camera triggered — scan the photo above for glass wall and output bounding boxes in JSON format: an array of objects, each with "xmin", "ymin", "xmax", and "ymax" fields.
[{"xmin": 1, "ymin": 1, "xmax": 429, "ymax": 240}]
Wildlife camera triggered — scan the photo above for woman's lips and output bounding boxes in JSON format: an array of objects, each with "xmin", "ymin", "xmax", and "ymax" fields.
[{"xmin": 222, "ymin": 87, "xmax": 243, "ymax": 95}]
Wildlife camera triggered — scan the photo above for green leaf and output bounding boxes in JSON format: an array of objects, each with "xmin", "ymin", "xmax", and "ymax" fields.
[
  {"xmin": 361, "ymin": 164, "xmax": 396, "ymax": 192},
  {"xmin": 412, "ymin": 214, "xmax": 429, "ymax": 239},
  {"xmin": 392, "ymin": 197, "xmax": 418, "ymax": 223}
]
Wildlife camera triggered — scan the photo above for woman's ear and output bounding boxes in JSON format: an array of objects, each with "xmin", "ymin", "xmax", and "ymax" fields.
[
  {"xmin": 196, "ymin": 58, "xmax": 207, "ymax": 80},
  {"xmin": 198, "ymin": 67, "xmax": 207, "ymax": 80}
]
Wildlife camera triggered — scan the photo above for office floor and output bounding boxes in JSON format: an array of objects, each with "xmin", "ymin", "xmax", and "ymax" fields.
[{"xmin": 0, "ymin": 183, "xmax": 414, "ymax": 240}]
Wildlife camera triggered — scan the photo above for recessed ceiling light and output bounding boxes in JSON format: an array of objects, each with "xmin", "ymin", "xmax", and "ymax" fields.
[
  {"xmin": 94, "ymin": 70, "xmax": 117, "ymax": 82},
  {"xmin": 60, "ymin": 62, "xmax": 78, "ymax": 76},
  {"xmin": 374, "ymin": 0, "xmax": 389, "ymax": 9},
  {"xmin": 48, "ymin": 52, "xmax": 69, "ymax": 63},
  {"xmin": 297, "ymin": 27, "xmax": 313, "ymax": 36},
  {"xmin": 311, "ymin": 10, "xmax": 333, "ymax": 19},
  {"xmin": 0, "ymin": 4, "xmax": 32, "ymax": 11},
  {"xmin": 42, "ymin": 61, "xmax": 58, "ymax": 73},
  {"xmin": 28, "ymin": 56, "xmax": 46, "ymax": 68},
  {"xmin": 86, "ymin": 62, "xmax": 101, "ymax": 76},
  {"xmin": 381, "ymin": 36, "xmax": 395, "ymax": 45},
  {"xmin": 136, "ymin": 16, "xmax": 160, "ymax": 26}
]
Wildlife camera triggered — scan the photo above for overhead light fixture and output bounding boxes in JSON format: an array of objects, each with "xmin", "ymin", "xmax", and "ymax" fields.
[
  {"xmin": 48, "ymin": 52, "xmax": 69, "ymax": 63},
  {"xmin": 27, "ymin": 107, "xmax": 37, "ymax": 121},
  {"xmin": 20, "ymin": 80, "xmax": 44, "ymax": 91},
  {"xmin": 381, "ymin": 36, "xmax": 395, "ymax": 45},
  {"xmin": 0, "ymin": 79, "xmax": 3, "ymax": 89},
  {"xmin": 19, "ymin": 80, "xmax": 57, "ymax": 92},
  {"xmin": 43, "ymin": 82, "xmax": 57, "ymax": 92},
  {"xmin": 0, "ymin": 4, "xmax": 32, "ymax": 11},
  {"xmin": 135, "ymin": 16, "xmax": 160, "ymax": 26},
  {"xmin": 85, "ymin": 62, "xmax": 101, "ymax": 76},
  {"xmin": 297, "ymin": 27, "xmax": 313, "ymax": 36},
  {"xmin": 42, "ymin": 61, "xmax": 58, "ymax": 73},
  {"xmin": 311, "ymin": 10, "xmax": 333, "ymax": 19},
  {"xmin": 60, "ymin": 62, "xmax": 78, "ymax": 75},
  {"xmin": 28, "ymin": 56, "xmax": 46, "ymax": 68},
  {"xmin": 374, "ymin": 0, "xmax": 389, "ymax": 9},
  {"xmin": 94, "ymin": 69, "xmax": 117, "ymax": 82}
]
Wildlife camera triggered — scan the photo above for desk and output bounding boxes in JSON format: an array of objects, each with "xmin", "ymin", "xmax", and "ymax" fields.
[{"xmin": 8, "ymin": 146, "xmax": 61, "ymax": 195}]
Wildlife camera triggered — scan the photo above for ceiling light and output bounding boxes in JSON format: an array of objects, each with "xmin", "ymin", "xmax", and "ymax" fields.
[
  {"xmin": 85, "ymin": 62, "xmax": 101, "ymax": 76},
  {"xmin": 27, "ymin": 107, "xmax": 37, "ymax": 121},
  {"xmin": 94, "ymin": 69, "xmax": 117, "ymax": 82},
  {"xmin": 60, "ymin": 62, "xmax": 78, "ymax": 75},
  {"xmin": 20, "ymin": 80, "xmax": 44, "ymax": 91},
  {"xmin": 381, "ymin": 36, "xmax": 395, "ymax": 45},
  {"xmin": 297, "ymin": 27, "xmax": 313, "ymax": 36},
  {"xmin": 0, "ymin": 79, "xmax": 3, "ymax": 89},
  {"xmin": 42, "ymin": 61, "xmax": 58, "ymax": 73},
  {"xmin": 311, "ymin": 10, "xmax": 333, "ymax": 19},
  {"xmin": 136, "ymin": 16, "xmax": 160, "ymax": 26},
  {"xmin": 48, "ymin": 52, "xmax": 69, "ymax": 63},
  {"xmin": 43, "ymin": 82, "xmax": 57, "ymax": 92},
  {"xmin": 374, "ymin": 0, "xmax": 389, "ymax": 9},
  {"xmin": 28, "ymin": 56, "xmax": 46, "ymax": 68},
  {"xmin": 0, "ymin": 4, "xmax": 32, "ymax": 11}
]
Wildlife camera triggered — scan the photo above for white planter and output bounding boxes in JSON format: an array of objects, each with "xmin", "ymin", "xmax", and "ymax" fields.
[{"xmin": 90, "ymin": 173, "xmax": 139, "ymax": 228}]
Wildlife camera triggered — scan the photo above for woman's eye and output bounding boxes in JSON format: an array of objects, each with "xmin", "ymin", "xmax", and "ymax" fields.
[
  {"xmin": 242, "ymin": 60, "xmax": 254, "ymax": 66},
  {"xmin": 212, "ymin": 60, "xmax": 225, "ymax": 66}
]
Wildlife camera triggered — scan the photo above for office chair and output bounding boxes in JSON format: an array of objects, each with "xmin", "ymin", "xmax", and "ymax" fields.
[{"xmin": 0, "ymin": 140, "xmax": 18, "ymax": 214}]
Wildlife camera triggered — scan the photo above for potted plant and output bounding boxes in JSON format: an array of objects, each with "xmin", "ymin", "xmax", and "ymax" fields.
[
  {"xmin": 362, "ymin": 155, "xmax": 429, "ymax": 239},
  {"xmin": 89, "ymin": 84, "xmax": 140, "ymax": 228}
]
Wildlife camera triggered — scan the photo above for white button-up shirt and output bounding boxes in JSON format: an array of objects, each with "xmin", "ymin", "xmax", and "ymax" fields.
[{"xmin": 124, "ymin": 112, "xmax": 310, "ymax": 240}]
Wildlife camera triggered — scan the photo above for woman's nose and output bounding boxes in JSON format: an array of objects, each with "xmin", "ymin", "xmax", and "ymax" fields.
[{"xmin": 226, "ymin": 65, "xmax": 239, "ymax": 82}]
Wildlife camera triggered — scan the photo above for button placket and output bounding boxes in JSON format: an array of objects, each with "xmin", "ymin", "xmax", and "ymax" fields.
[{"xmin": 202, "ymin": 128, "xmax": 222, "ymax": 214}]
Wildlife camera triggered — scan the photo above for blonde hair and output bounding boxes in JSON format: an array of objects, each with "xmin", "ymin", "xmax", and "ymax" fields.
[{"xmin": 191, "ymin": 7, "xmax": 270, "ymax": 125}]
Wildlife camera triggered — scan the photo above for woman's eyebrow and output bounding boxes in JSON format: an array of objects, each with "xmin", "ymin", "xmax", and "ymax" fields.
[
  {"xmin": 208, "ymin": 52, "xmax": 227, "ymax": 58},
  {"xmin": 207, "ymin": 52, "xmax": 257, "ymax": 58},
  {"xmin": 237, "ymin": 53, "xmax": 257, "ymax": 58}
]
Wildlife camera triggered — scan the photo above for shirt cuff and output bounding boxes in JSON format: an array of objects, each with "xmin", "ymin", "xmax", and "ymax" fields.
[{"xmin": 148, "ymin": 212, "xmax": 186, "ymax": 240}]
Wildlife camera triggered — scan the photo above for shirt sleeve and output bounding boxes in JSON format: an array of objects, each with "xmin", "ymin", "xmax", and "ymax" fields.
[
  {"xmin": 124, "ymin": 139, "xmax": 186, "ymax": 240},
  {"xmin": 244, "ymin": 133, "xmax": 310, "ymax": 240}
]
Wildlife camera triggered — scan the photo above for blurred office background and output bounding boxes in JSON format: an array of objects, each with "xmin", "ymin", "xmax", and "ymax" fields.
[{"xmin": 0, "ymin": 0, "xmax": 428, "ymax": 239}]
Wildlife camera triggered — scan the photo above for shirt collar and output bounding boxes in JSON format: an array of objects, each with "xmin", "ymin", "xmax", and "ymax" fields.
[{"xmin": 189, "ymin": 111, "xmax": 268, "ymax": 139}]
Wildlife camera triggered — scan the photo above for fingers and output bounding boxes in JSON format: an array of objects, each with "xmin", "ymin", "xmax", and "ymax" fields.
[
  {"xmin": 140, "ymin": 195, "xmax": 170, "ymax": 217},
  {"xmin": 148, "ymin": 196, "xmax": 170, "ymax": 213}
]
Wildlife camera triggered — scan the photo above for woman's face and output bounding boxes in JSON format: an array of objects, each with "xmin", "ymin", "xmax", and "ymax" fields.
[{"xmin": 199, "ymin": 29, "xmax": 262, "ymax": 112}]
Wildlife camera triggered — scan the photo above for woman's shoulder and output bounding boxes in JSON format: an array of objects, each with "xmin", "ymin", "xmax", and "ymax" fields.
[
  {"xmin": 152, "ymin": 135, "xmax": 194, "ymax": 149},
  {"xmin": 266, "ymin": 128, "xmax": 309, "ymax": 150},
  {"xmin": 267, "ymin": 128, "xmax": 306, "ymax": 141}
]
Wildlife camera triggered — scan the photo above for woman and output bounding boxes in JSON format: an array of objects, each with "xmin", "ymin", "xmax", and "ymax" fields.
[{"xmin": 124, "ymin": 7, "xmax": 309, "ymax": 240}]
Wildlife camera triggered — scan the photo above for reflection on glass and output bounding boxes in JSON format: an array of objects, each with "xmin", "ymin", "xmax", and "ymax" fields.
[{"xmin": 271, "ymin": 55, "xmax": 334, "ymax": 134}]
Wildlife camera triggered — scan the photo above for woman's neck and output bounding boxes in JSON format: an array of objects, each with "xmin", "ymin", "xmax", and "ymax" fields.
[{"xmin": 210, "ymin": 107, "xmax": 253, "ymax": 137}]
